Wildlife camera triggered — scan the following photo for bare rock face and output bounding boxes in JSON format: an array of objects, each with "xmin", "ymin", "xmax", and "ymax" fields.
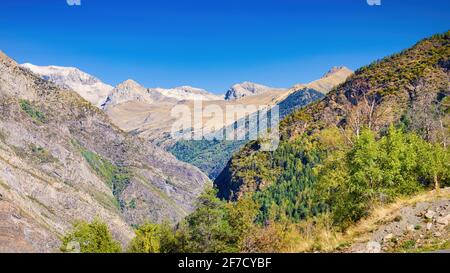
[
  {"xmin": 101, "ymin": 79, "xmax": 154, "ymax": 110},
  {"xmin": 0, "ymin": 51, "xmax": 211, "ymax": 252},
  {"xmin": 224, "ymin": 82, "xmax": 286, "ymax": 100}
]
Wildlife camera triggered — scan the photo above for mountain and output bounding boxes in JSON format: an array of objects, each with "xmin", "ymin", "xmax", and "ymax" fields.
[
  {"xmin": 215, "ymin": 31, "xmax": 449, "ymax": 203},
  {"xmin": 222, "ymin": 67, "xmax": 352, "ymax": 101},
  {"xmin": 103, "ymin": 82, "xmax": 222, "ymax": 110},
  {"xmin": 170, "ymin": 68, "xmax": 353, "ymax": 179},
  {"xmin": 104, "ymin": 83, "xmax": 295, "ymax": 149},
  {"xmin": 0, "ymin": 51, "xmax": 210, "ymax": 252},
  {"xmin": 224, "ymin": 82, "xmax": 286, "ymax": 100},
  {"xmin": 151, "ymin": 86, "xmax": 223, "ymax": 101},
  {"xmin": 21, "ymin": 63, "xmax": 113, "ymax": 108},
  {"xmin": 21, "ymin": 64, "xmax": 223, "ymax": 111},
  {"xmin": 101, "ymin": 79, "xmax": 157, "ymax": 110}
]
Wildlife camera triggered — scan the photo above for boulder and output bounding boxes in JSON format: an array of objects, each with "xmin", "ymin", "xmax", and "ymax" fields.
[
  {"xmin": 425, "ymin": 210, "xmax": 436, "ymax": 220},
  {"xmin": 366, "ymin": 241, "xmax": 381, "ymax": 253},
  {"xmin": 436, "ymin": 214, "xmax": 450, "ymax": 227},
  {"xmin": 383, "ymin": 234, "xmax": 394, "ymax": 243}
]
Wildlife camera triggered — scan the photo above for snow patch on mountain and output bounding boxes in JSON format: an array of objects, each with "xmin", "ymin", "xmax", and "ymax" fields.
[
  {"xmin": 151, "ymin": 86, "xmax": 223, "ymax": 101},
  {"xmin": 21, "ymin": 63, "xmax": 113, "ymax": 107}
]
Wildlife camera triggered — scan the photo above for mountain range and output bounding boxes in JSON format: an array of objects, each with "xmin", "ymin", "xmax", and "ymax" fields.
[
  {"xmin": 21, "ymin": 62, "xmax": 352, "ymax": 179},
  {"xmin": 0, "ymin": 30, "xmax": 448, "ymax": 253},
  {"xmin": 2, "ymin": 52, "xmax": 352, "ymax": 252},
  {"xmin": 170, "ymin": 67, "xmax": 353, "ymax": 178}
]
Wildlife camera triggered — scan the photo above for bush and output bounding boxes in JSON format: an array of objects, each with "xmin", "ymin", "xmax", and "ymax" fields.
[
  {"xmin": 127, "ymin": 222, "xmax": 177, "ymax": 253},
  {"xmin": 61, "ymin": 219, "xmax": 122, "ymax": 253},
  {"xmin": 316, "ymin": 126, "xmax": 447, "ymax": 229}
]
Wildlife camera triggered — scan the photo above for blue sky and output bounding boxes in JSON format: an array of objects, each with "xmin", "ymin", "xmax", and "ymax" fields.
[{"xmin": 1, "ymin": 0, "xmax": 449, "ymax": 93}]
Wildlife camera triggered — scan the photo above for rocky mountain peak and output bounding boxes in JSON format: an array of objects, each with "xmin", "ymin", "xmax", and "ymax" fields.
[
  {"xmin": 116, "ymin": 79, "xmax": 146, "ymax": 92},
  {"xmin": 305, "ymin": 66, "xmax": 354, "ymax": 94},
  {"xmin": 323, "ymin": 66, "xmax": 351, "ymax": 78},
  {"xmin": 224, "ymin": 81, "xmax": 285, "ymax": 100}
]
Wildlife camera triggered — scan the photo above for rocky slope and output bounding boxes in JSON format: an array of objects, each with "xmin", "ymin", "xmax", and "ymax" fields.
[
  {"xmin": 342, "ymin": 188, "xmax": 450, "ymax": 253},
  {"xmin": 21, "ymin": 63, "xmax": 113, "ymax": 108},
  {"xmin": 0, "ymin": 51, "xmax": 210, "ymax": 252}
]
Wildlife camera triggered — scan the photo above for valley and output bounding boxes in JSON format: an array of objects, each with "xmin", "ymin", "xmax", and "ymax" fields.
[{"xmin": 0, "ymin": 29, "xmax": 448, "ymax": 254}]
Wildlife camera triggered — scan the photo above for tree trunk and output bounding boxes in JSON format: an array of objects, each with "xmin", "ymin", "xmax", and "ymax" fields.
[{"xmin": 434, "ymin": 173, "xmax": 440, "ymax": 194}]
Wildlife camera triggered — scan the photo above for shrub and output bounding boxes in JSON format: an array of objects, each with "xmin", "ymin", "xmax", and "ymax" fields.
[
  {"xmin": 127, "ymin": 222, "xmax": 176, "ymax": 253},
  {"xmin": 61, "ymin": 219, "xmax": 122, "ymax": 253}
]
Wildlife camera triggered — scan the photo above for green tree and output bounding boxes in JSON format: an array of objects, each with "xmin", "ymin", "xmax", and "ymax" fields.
[
  {"xmin": 316, "ymin": 127, "xmax": 428, "ymax": 228},
  {"xmin": 127, "ymin": 221, "xmax": 177, "ymax": 253},
  {"xmin": 330, "ymin": 129, "xmax": 383, "ymax": 227},
  {"xmin": 378, "ymin": 126, "xmax": 422, "ymax": 195},
  {"xmin": 416, "ymin": 141, "xmax": 450, "ymax": 191},
  {"xmin": 181, "ymin": 188, "xmax": 237, "ymax": 253},
  {"xmin": 226, "ymin": 197, "xmax": 259, "ymax": 250},
  {"xmin": 61, "ymin": 218, "xmax": 122, "ymax": 253},
  {"xmin": 127, "ymin": 223, "xmax": 162, "ymax": 253}
]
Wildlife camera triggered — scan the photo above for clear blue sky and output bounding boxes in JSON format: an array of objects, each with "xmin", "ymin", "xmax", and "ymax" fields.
[{"xmin": 1, "ymin": 0, "xmax": 449, "ymax": 93}]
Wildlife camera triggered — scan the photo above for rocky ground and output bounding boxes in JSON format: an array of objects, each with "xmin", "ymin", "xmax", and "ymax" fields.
[{"xmin": 347, "ymin": 190, "xmax": 450, "ymax": 253}]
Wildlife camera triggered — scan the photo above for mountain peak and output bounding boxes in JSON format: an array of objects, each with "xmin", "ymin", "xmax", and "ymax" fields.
[
  {"xmin": 116, "ymin": 79, "xmax": 145, "ymax": 91},
  {"xmin": 323, "ymin": 66, "xmax": 352, "ymax": 78},
  {"xmin": 225, "ymin": 82, "xmax": 284, "ymax": 100},
  {"xmin": 152, "ymin": 86, "xmax": 222, "ymax": 101},
  {"xmin": 174, "ymin": 86, "xmax": 210, "ymax": 94},
  {"xmin": 232, "ymin": 81, "xmax": 269, "ymax": 89},
  {"xmin": 304, "ymin": 66, "xmax": 353, "ymax": 94}
]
